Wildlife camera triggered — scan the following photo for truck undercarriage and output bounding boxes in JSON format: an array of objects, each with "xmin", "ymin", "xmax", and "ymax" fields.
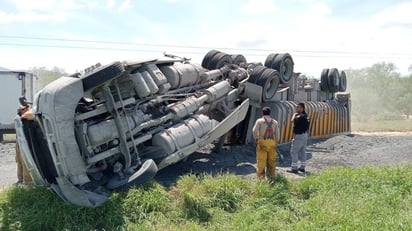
[{"xmin": 16, "ymin": 50, "xmax": 350, "ymax": 207}]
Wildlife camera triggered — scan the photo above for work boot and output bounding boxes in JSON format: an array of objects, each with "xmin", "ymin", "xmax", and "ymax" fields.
[
  {"xmin": 256, "ymin": 172, "xmax": 266, "ymax": 180},
  {"xmin": 298, "ymin": 167, "xmax": 305, "ymax": 173}
]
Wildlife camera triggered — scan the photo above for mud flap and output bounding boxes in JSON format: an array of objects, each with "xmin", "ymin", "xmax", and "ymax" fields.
[{"xmin": 157, "ymin": 99, "xmax": 250, "ymax": 169}]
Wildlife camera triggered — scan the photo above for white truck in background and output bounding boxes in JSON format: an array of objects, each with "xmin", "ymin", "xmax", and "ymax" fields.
[{"xmin": 0, "ymin": 67, "xmax": 35, "ymax": 142}]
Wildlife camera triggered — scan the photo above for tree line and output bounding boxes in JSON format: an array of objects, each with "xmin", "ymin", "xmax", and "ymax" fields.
[
  {"xmin": 31, "ymin": 66, "xmax": 67, "ymax": 91},
  {"xmin": 346, "ymin": 62, "xmax": 412, "ymax": 122}
]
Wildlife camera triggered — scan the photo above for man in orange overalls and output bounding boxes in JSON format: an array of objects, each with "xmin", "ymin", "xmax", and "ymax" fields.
[{"xmin": 252, "ymin": 107, "xmax": 280, "ymax": 179}]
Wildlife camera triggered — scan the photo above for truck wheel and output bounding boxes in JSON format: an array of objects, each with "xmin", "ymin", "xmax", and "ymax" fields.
[
  {"xmin": 202, "ymin": 50, "xmax": 221, "ymax": 69},
  {"xmin": 256, "ymin": 68, "xmax": 280, "ymax": 102},
  {"xmin": 320, "ymin": 68, "xmax": 329, "ymax": 91},
  {"xmin": 247, "ymin": 66, "xmax": 266, "ymax": 84},
  {"xmin": 327, "ymin": 68, "xmax": 340, "ymax": 92},
  {"xmin": 208, "ymin": 52, "xmax": 233, "ymax": 70},
  {"xmin": 231, "ymin": 54, "xmax": 247, "ymax": 66},
  {"xmin": 272, "ymin": 53, "xmax": 294, "ymax": 83},
  {"xmin": 264, "ymin": 53, "xmax": 278, "ymax": 69},
  {"xmin": 82, "ymin": 61, "xmax": 125, "ymax": 91},
  {"xmin": 339, "ymin": 70, "xmax": 347, "ymax": 92},
  {"xmin": 106, "ymin": 159, "xmax": 158, "ymax": 190}
]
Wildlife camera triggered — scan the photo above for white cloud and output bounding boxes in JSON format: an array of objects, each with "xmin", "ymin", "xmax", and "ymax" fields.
[
  {"xmin": 240, "ymin": 0, "xmax": 278, "ymax": 15},
  {"xmin": 84, "ymin": 1, "xmax": 99, "ymax": 9},
  {"xmin": 165, "ymin": 0, "xmax": 192, "ymax": 3},
  {"xmin": 11, "ymin": 0, "xmax": 86, "ymax": 11},
  {"xmin": 1, "ymin": 0, "xmax": 84, "ymax": 24},
  {"xmin": 1, "ymin": 46, "xmax": 164, "ymax": 73},
  {"xmin": 298, "ymin": 0, "xmax": 317, "ymax": 3},
  {"xmin": 11, "ymin": 0, "xmax": 56, "ymax": 12},
  {"xmin": 134, "ymin": 36, "xmax": 148, "ymax": 44},
  {"xmin": 198, "ymin": 1, "xmax": 412, "ymax": 76},
  {"xmin": 0, "ymin": 11, "xmax": 65, "ymax": 24},
  {"xmin": 106, "ymin": 0, "xmax": 116, "ymax": 9},
  {"xmin": 198, "ymin": 20, "xmax": 272, "ymax": 49},
  {"xmin": 296, "ymin": 2, "xmax": 412, "ymax": 74},
  {"xmin": 118, "ymin": 0, "xmax": 133, "ymax": 12},
  {"xmin": 372, "ymin": 2, "xmax": 412, "ymax": 29},
  {"xmin": 59, "ymin": 0, "xmax": 85, "ymax": 10},
  {"xmin": 300, "ymin": 2, "xmax": 331, "ymax": 21},
  {"xmin": 2, "ymin": 1, "xmax": 411, "ymax": 76}
]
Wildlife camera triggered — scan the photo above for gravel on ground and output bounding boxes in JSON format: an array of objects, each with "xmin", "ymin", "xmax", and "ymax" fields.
[{"xmin": 1, "ymin": 132, "xmax": 412, "ymax": 188}]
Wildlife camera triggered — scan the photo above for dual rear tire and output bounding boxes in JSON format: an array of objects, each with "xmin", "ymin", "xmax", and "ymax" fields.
[{"xmin": 320, "ymin": 68, "xmax": 347, "ymax": 92}]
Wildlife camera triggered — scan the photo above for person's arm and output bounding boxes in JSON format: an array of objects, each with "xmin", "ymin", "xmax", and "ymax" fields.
[
  {"xmin": 252, "ymin": 120, "xmax": 260, "ymax": 143},
  {"xmin": 291, "ymin": 113, "xmax": 297, "ymax": 122},
  {"xmin": 21, "ymin": 109, "xmax": 34, "ymax": 120}
]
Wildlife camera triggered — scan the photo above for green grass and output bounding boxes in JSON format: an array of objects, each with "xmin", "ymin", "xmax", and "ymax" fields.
[
  {"xmin": 352, "ymin": 119, "xmax": 412, "ymax": 132},
  {"xmin": 1, "ymin": 166, "xmax": 412, "ymax": 231}
]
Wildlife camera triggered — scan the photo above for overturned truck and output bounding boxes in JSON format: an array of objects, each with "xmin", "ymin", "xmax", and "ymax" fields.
[{"xmin": 15, "ymin": 50, "xmax": 350, "ymax": 207}]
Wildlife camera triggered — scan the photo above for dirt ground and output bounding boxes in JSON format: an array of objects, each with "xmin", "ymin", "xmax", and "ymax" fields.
[
  {"xmin": 1, "ymin": 132, "xmax": 412, "ymax": 189},
  {"xmin": 156, "ymin": 132, "xmax": 412, "ymax": 185}
]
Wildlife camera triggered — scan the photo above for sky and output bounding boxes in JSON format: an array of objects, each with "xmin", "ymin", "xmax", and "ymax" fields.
[{"xmin": 0, "ymin": 0, "xmax": 412, "ymax": 77}]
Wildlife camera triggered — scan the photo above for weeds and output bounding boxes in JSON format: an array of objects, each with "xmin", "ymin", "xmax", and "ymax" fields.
[{"xmin": 0, "ymin": 166, "xmax": 411, "ymax": 230}]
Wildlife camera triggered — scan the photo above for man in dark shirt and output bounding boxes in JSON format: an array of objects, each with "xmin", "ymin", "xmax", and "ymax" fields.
[{"xmin": 288, "ymin": 102, "xmax": 310, "ymax": 174}]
